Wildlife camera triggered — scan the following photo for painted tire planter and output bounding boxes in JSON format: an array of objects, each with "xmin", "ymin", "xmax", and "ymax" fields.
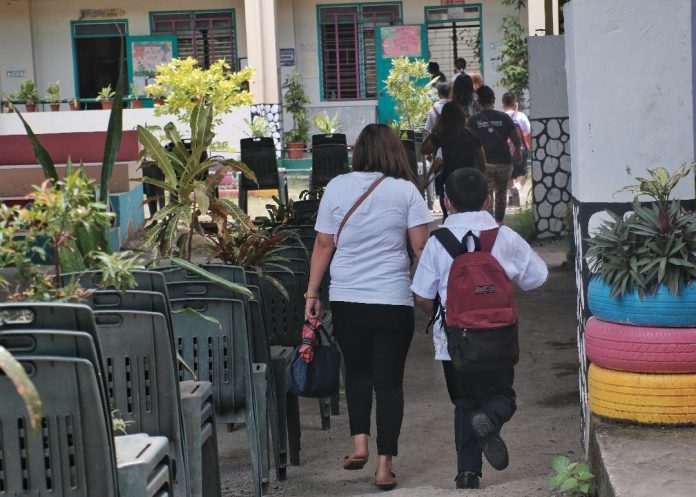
[
  {"xmin": 585, "ymin": 317, "xmax": 696, "ymax": 372},
  {"xmin": 588, "ymin": 363, "xmax": 696, "ymax": 425},
  {"xmin": 588, "ymin": 278, "xmax": 696, "ymax": 327}
]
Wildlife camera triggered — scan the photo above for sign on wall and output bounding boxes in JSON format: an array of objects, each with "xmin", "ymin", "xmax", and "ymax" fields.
[
  {"xmin": 380, "ymin": 25, "xmax": 423, "ymax": 58},
  {"xmin": 279, "ymin": 48, "xmax": 295, "ymax": 67},
  {"xmin": 127, "ymin": 35, "xmax": 178, "ymax": 93},
  {"xmin": 6, "ymin": 70, "xmax": 26, "ymax": 78}
]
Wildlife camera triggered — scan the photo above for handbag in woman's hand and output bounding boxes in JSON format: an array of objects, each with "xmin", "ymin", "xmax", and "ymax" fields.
[{"xmin": 286, "ymin": 318, "xmax": 341, "ymax": 397}]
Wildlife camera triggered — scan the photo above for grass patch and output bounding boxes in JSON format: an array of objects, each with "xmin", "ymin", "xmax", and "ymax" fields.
[{"xmin": 505, "ymin": 207, "xmax": 535, "ymax": 241}]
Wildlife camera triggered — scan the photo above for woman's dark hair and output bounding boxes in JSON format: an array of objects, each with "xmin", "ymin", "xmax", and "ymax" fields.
[
  {"xmin": 444, "ymin": 167, "xmax": 488, "ymax": 212},
  {"xmin": 427, "ymin": 61, "xmax": 440, "ymax": 74},
  {"xmin": 450, "ymin": 74, "xmax": 475, "ymax": 108},
  {"xmin": 430, "ymin": 101, "xmax": 479, "ymax": 147},
  {"xmin": 477, "ymin": 85, "xmax": 496, "ymax": 106},
  {"xmin": 352, "ymin": 124, "xmax": 418, "ymax": 184}
]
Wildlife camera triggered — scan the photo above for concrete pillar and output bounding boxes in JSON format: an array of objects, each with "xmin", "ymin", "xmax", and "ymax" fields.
[
  {"xmin": 564, "ymin": 0, "xmax": 695, "ymax": 449},
  {"xmin": 0, "ymin": 0, "xmax": 36, "ymax": 97},
  {"xmin": 244, "ymin": 0, "xmax": 281, "ymax": 104}
]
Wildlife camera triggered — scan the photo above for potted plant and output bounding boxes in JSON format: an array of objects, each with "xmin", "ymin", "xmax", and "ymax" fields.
[
  {"xmin": 45, "ymin": 81, "xmax": 61, "ymax": 111},
  {"xmin": 385, "ymin": 57, "xmax": 437, "ymax": 135},
  {"xmin": 69, "ymin": 97, "xmax": 80, "ymax": 111},
  {"xmin": 312, "ymin": 112, "xmax": 341, "ymax": 136},
  {"xmin": 282, "ymin": 73, "xmax": 311, "ymax": 159},
  {"xmin": 11, "ymin": 79, "xmax": 39, "ymax": 112},
  {"xmin": 584, "ymin": 163, "xmax": 696, "ymax": 426},
  {"xmin": 129, "ymin": 82, "xmax": 144, "ymax": 109},
  {"xmin": 96, "ymin": 85, "xmax": 116, "ymax": 110},
  {"xmin": 245, "ymin": 115, "xmax": 271, "ymax": 138}
]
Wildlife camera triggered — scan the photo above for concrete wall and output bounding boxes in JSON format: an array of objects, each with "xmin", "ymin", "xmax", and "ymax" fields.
[
  {"xmin": 528, "ymin": 35, "xmax": 570, "ymax": 239},
  {"xmin": 0, "ymin": 0, "xmax": 35, "ymax": 97}
]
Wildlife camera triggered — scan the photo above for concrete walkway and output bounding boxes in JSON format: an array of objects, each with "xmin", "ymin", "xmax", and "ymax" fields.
[{"xmin": 218, "ymin": 240, "xmax": 582, "ymax": 496}]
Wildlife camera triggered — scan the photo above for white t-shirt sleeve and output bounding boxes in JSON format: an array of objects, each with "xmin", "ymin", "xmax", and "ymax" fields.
[
  {"xmin": 406, "ymin": 183, "xmax": 433, "ymax": 228},
  {"xmin": 519, "ymin": 113, "xmax": 531, "ymax": 136},
  {"xmin": 314, "ymin": 181, "xmax": 339, "ymax": 234},
  {"xmin": 501, "ymin": 227, "xmax": 548, "ymax": 291},
  {"xmin": 411, "ymin": 238, "xmax": 440, "ymax": 299}
]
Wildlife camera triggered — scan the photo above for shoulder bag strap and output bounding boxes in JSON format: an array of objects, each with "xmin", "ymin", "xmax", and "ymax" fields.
[
  {"xmin": 432, "ymin": 228, "xmax": 465, "ymax": 259},
  {"xmin": 478, "ymin": 228, "xmax": 499, "ymax": 253},
  {"xmin": 481, "ymin": 111, "xmax": 509, "ymax": 147},
  {"xmin": 335, "ymin": 175, "xmax": 386, "ymax": 245}
]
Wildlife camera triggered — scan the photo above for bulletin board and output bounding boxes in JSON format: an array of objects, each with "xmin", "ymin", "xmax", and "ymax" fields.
[{"xmin": 127, "ymin": 35, "xmax": 178, "ymax": 93}]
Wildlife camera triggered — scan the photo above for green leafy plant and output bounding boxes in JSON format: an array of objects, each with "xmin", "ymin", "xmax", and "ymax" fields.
[
  {"xmin": 548, "ymin": 455, "xmax": 596, "ymax": 497},
  {"xmin": 144, "ymin": 57, "xmax": 254, "ymax": 129},
  {"xmin": 0, "ymin": 346, "xmax": 42, "ymax": 433},
  {"xmin": 45, "ymin": 81, "xmax": 61, "ymax": 103},
  {"xmin": 498, "ymin": 0, "xmax": 528, "ymax": 101},
  {"xmin": 257, "ymin": 196, "xmax": 319, "ymax": 228},
  {"xmin": 385, "ymin": 57, "xmax": 436, "ymax": 130},
  {"xmin": 299, "ymin": 186, "xmax": 325, "ymax": 201},
  {"xmin": 90, "ymin": 251, "xmax": 145, "ymax": 291},
  {"xmin": 11, "ymin": 79, "xmax": 40, "ymax": 104},
  {"xmin": 96, "ymin": 85, "xmax": 116, "ymax": 102},
  {"xmin": 244, "ymin": 115, "xmax": 270, "ymax": 138},
  {"xmin": 312, "ymin": 111, "xmax": 341, "ymax": 134},
  {"xmin": 136, "ymin": 102, "xmax": 257, "ymax": 260},
  {"xmin": 129, "ymin": 82, "xmax": 141, "ymax": 101},
  {"xmin": 283, "ymin": 72, "xmax": 311, "ymax": 144},
  {"xmin": 586, "ymin": 164, "xmax": 696, "ymax": 298}
]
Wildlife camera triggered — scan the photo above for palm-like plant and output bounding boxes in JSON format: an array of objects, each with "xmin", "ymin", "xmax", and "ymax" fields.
[
  {"xmin": 137, "ymin": 103, "xmax": 257, "ymax": 260},
  {"xmin": 586, "ymin": 164, "xmax": 696, "ymax": 297}
]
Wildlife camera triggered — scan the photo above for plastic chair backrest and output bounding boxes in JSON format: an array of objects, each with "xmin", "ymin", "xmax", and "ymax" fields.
[
  {"xmin": 277, "ymin": 245, "xmax": 309, "ymax": 264},
  {"xmin": 0, "ymin": 302, "xmax": 97, "ymax": 335},
  {"xmin": 311, "ymin": 133, "xmax": 347, "ymax": 147},
  {"xmin": 259, "ymin": 270, "xmax": 304, "ymax": 347},
  {"xmin": 240, "ymin": 137, "xmax": 280, "ymax": 190},
  {"xmin": 159, "ymin": 264, "xmax": 247, "ymax": 286},
  {"xmin": 311, "ymin": 143, "xmax": 349, "ymax": 189},
  {"xmin": 60, "ymin": 270, "xmax": 169, "ymax": 297},
  {"xmin": 168, "ymin": 298, "xmax": 251, "ymax": 415},
  {"xmin": 0, "ymin": 356, "xmax": 118, "ymax": 496},
  {"xmin": 92, "ymin": 309, "xmax": 186, "ymax": 488},
  {"xmin": 245, "ymin": 284, "xmax": 270, "ymax": 364}
]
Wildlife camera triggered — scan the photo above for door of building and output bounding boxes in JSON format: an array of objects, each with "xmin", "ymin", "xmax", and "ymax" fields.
[
  {"xmin": 425, "ymin": 4, "xmax": 482, "ymax": 80},
  {"xmin": 72, "ymin": 20, "xmax": 128, "ymax": 109},
  {"xmin": 375, "ymin": 24, "xmax": 429, "ymax": 125}
]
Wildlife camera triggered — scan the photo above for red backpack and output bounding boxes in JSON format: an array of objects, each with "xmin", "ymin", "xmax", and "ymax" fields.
[{"xmin": 431, "ymin": 228, "xmax": 520, "ymax": 372}]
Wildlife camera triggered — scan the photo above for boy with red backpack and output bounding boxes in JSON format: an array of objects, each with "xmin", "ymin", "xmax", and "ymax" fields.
[{"xmin": 411, "ymin": 168, "xmax": 547, "ymax": 490}]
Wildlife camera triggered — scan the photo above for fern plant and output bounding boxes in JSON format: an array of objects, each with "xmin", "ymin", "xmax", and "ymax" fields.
[{"xmin": 586, "ymin": 164, "xmax": 696, "ymax": 298}]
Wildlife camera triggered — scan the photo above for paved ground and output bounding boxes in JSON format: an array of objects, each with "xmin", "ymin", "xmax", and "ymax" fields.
[{"xmin": 218, "ymin": 239, "xmax": 582, "ymax": 496}]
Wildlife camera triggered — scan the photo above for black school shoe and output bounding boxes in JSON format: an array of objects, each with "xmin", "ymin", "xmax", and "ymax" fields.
[
  {"xmin": 471, "ymin": 412, "xmax": 509, "ymax": 471},
  {"xmin": 455, "ymin": 471, "xmax": 480, "ymax": 489}
]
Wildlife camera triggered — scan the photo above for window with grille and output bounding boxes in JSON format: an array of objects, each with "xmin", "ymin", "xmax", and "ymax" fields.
[
  {"xmin": 318, "ymin": 3, "xmax": 402, "ymax": 101},
  {"xmin": 151, "ymin": 10, "xmax": 236, "ymax": 69}
]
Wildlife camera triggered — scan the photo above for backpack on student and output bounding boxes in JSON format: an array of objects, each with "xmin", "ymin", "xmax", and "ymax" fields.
[{"xmin": 430, "ymin": 227, "xmax": 520, "ymax": 372}]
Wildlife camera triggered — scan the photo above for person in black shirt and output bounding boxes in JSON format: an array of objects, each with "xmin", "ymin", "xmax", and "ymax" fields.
[
  {"xmin": 423, "ymin": 101, "xmax": 485, "ymax": 218},
  {"xmin": 428, "ymin": 62, "xmax": 447, "ymax": 83},
  {"xmin": 467, "ymin": 86, "xmax": 522, "ymax": 222}
]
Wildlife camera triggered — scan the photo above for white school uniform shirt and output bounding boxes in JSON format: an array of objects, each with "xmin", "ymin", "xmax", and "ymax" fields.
[
  {"xmin": 315, "ymin": 171, "xmax": 432, "ymax": 306},
  {"xmin": 424, "ymin": 98, "xmax": 449, "ymax": 133},
  {"xmin": 411, "ymin": 211, "xmax": 548, "ymax": 360}
]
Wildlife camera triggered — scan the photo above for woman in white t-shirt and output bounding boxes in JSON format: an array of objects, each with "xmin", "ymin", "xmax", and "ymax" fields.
[{"xmin": 305, "ymin": 124, "xmax": 432, "ymax": 490}]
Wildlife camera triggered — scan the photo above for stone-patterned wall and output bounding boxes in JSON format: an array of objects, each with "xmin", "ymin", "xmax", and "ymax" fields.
[
  {"xmin": 250, "ymin": 103, "xmax": 283, "ymax": 157},
  {"xmin": 531, "ymin": 117, "xmax": 571, "ymax": 239}
]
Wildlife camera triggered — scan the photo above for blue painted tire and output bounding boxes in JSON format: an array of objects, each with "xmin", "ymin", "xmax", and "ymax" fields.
[{"xmin": 588, "ymin": 278, "xmax": 696, "ymax": 327}]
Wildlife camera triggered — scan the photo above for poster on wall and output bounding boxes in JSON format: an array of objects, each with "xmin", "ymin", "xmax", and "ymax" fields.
[
  {"xmin": 127, "ymin": 35, "xmax": 178, "ymax": 94},
  {"xmin": 380, "ymin": 25, "xmax": 423, "ymax": 58}
]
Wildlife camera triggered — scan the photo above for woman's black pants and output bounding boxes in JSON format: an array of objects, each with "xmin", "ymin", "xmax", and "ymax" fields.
[{"xmin": 331, "ymin": 302, "xmax": 415, "ymax": 456}]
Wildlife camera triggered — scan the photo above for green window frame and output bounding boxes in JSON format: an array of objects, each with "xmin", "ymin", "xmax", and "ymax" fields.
[
  {"xmin": 317, "ymin": 2, "xmax": 402, "ymax": 101},
  {"xmin": 150, "ymin": 9, "xmax": 238, "ymax": 70}
]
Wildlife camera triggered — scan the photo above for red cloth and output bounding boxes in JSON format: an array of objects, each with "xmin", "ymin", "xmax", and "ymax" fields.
[{"xmin": 299, "ymin": 316, "xmax": 322, "ymax": 363}]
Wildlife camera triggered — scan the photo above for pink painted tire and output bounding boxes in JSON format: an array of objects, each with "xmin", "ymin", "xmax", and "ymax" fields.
[{"xmin": 585, "ymin": 317, "xmax": 696, "ymax": 373}]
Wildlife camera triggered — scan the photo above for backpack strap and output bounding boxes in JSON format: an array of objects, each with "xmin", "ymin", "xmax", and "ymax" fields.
[
  {"xmin": 431, "ymin": 228, "xmax": 464, "ymax": 259},
  {"xmin": 478, "ymin": 228, "xmax": 499, "ymax": 253}
]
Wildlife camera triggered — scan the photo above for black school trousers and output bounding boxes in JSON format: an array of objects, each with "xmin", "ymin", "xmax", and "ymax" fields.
[
  {"xmin": 331, "ymin": 301, "xmax": 415, "ymax": 456},
  {"xmin": 442, "ymin": 361, "xmax": 517, "ymax": 475}
]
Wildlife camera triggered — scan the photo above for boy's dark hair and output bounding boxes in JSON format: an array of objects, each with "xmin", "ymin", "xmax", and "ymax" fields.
[
  {"xmin": 445, "ymin": 168, "xmax": 488, "ymax": 212},
  {"xmin": 428, "ymin": 61, "xmax": 440, "ymax": 74},
  {"xmin": 455, "ymin": 57, "xmax": 467, "ymax": 71},
  {"xmin": 502, "ymin": 92, "xmax": 517, "ymax": 107},
  {"xmin": 476, "ymin": 85, "xmax": 496, "ymax": 106},
  {"xmin": 437, "ymin": 82, "xmax": 450, "ymax": 98}
]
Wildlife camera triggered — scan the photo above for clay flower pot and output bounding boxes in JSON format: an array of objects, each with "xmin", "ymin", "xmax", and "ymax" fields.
[
  {"xmin": 287, "ymin": 142, "xmax": 305, "ymax": 159},
  {"xmin": 101, "ymin": 101, "xmax": 113, "ymax": 110},
  {"xmin": 50, "ymin": 103, "xmax": 60, "ymax": 112},
  {"xmin": 154, "ymin": 98, "xmax": 164, "ymax": 106},
  {"xmin": 69, "ymin": 101, "xmax": 80, "ymax": 111},
  {"xmin": 131, "ymin": 99, "xmax": 144, "ymax": 109},
  {"xmin": 24, "ymin": 103, "xmax": 37, "ymax": 112}
]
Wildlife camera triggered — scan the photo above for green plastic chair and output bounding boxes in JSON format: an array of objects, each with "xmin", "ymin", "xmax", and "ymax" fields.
[{"xmin": 169, "ymin": 297, "xmax": 267, "ymax": 497}]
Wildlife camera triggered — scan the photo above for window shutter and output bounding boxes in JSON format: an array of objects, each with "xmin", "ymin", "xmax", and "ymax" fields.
[{"xmin": 320, "ymin": 8, "xmax": 360, "ymax": 100}]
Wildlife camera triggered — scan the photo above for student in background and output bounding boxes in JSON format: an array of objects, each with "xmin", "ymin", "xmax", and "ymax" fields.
[
  {"xmin": 470, "ymin": 72, "xmax": 483, "ymax": 91},
  {"xmin": 502, "ymin": 92, "xmax": 531, "ymax": 207},
  {"xmin": 425, "ymin": 82, "xmax": 451, "ymax": 134},
  {"xmin": 428, "ymin": 62, "xmax": 447, "ymax": 83},
  {"xmin": 452, "ymin": 57, "xmax": 467, "ymax": 81},
  {"xmin": 450, "ymin": 74, "xmax": 477, "ymax": 120}
]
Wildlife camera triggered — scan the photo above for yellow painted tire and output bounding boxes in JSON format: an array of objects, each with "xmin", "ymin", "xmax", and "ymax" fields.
[{"xmin": 588, "ymin": 364, "xmax": 696, "ymax": 425}]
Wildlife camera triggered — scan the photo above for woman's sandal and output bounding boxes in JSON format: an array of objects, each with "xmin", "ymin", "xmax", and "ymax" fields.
[
  {"xmin": 374, "ymin": 471, "xmax": 397, "ymax": 491},
  {"xmin": 343, "ymin": 454, "xmax": 368, "ymax": 470}
]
